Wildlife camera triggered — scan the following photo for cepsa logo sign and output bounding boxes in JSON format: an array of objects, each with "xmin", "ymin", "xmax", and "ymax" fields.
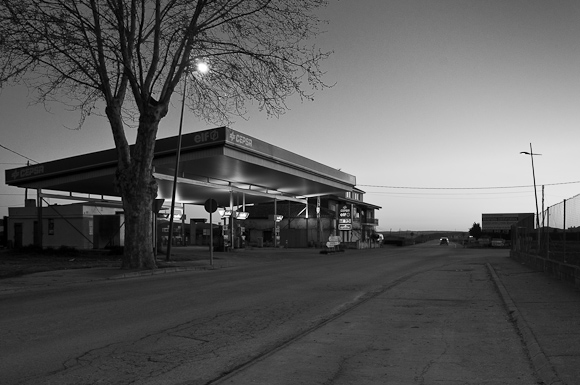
[
  {"xmin": 193, "ymin": 129, "xmax": 220, "ymax": 144},
  {"xmin": 228, "ymin": 130, "xmax": 253, "ymax": 148},
  {"xmin": 11, "ymin": 165, "xmax": 45, "ymax": 180}
]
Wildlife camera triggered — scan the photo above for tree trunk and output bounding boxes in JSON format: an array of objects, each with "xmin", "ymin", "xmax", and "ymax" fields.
[
  {"xmin": 107, "ymin": 102, "xmax": 164, "ymax": 270},
  {"xmin": 117, "ymin": 165, "xmax": 157, "ymax": 269}
]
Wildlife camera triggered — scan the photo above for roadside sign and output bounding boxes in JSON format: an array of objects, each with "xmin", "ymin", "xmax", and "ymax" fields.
[
  {"xmin": 338, "ymin": 224, "xmax": 352, "ymax": 231},
  {"xmin": 153, "ymin": 199, "xmax": 165, "ymax": 214},
  {"xmin": 204, "ymin": 198, "xmax": 218, "ymax": 213},
  {"xmin": 327, "ymin": 235, "xmax": 341, "ymax": 247}
]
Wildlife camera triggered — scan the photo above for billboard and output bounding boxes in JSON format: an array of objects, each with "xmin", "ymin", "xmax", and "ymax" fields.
[{"xmin": 482, "ymin": 213, "xmax": 534, "ymax": 232}]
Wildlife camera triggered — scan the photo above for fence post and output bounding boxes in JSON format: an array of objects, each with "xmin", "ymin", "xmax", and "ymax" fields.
[
  {"xmin": 563, "ymin": 199, "xmax": 566, "ymax": 262},
  {"xmin": 546, "ymin": 206, "xmax": 550, "ymax": 258}
]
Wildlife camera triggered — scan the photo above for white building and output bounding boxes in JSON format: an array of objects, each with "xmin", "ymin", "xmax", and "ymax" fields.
[{"xmin": 7, "ymin": 200, "xmax": 124, "ymax": 249}]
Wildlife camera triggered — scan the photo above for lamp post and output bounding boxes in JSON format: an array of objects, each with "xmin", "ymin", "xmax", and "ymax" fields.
[
  {"xmin": 520, "ymin": 143, "xmax": 541, "ymax": 229},
  {"xmin": 166, "ymin": 61, "xmax": 209, "ymax": 261}
]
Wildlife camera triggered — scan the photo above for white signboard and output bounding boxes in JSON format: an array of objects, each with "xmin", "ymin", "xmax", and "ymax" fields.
[{"xmin": 327, "ymin": 235, "xmax": 341, "ymax": 248}]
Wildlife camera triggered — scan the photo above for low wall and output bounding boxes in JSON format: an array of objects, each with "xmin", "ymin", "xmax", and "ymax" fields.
[
  {"xmin": 341, "ymin": 241, "xmax": 382, "ymax": 249},
  {"xmin": 510, "ymin": 251, "xmax": 580, "ymax": 289}
]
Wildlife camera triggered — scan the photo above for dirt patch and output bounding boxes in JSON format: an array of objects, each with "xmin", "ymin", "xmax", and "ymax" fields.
[{"xmin": 0, "ymin": 246, "xmax": 227, "ymax": 279}]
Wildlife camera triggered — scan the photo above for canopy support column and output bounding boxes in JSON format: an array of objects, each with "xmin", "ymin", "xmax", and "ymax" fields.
[{"xmin": 36, "ymin": 188, "xmax": 42, "ymax": 248}]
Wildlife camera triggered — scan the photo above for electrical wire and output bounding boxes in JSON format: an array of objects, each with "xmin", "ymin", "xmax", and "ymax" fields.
[
  {"xmin": 0, "ymin": 143, "xmax": 38, "ymax": 164},
  {"xmin": 359, "ymin": 180, "xmax": 580, "ymax": 190}
]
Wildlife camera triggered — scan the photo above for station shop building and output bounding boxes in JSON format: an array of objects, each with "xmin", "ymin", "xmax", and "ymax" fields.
[{"xmin": 5, "ymin": 127, "xmax": 381, "ymax": 250}]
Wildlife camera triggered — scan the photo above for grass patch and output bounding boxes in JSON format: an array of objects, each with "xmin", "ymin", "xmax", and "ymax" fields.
[{"xmin": 0, "ymin": 248, "xmax": 121, "ymax": 279}]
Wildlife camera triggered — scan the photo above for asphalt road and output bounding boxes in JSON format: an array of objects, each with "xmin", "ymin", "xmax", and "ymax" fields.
[{"xmin": 0, "ymin": 242, "xmax": 537, "ymax": 384}]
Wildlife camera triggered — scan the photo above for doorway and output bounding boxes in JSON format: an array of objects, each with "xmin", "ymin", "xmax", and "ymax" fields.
[{"xmin": 14, "ymin": 223, "xmax": 23, "ymax": 248}]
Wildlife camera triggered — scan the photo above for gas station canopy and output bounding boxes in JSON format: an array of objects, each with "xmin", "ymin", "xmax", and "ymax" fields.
[{"xmin": 6, "ymin": 127, "xmax": 357, "ymax": 208}]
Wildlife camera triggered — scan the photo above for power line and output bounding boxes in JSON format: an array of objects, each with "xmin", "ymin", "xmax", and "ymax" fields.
[
  {"xmin": 359, "ymin": 180, "xmax": 580, "ymax": 190},
  {"xmin": 0, "ymin": 143, "xmax": 38, "ymax": 164},
  {"xmin": 367, "ymin": 190, "xmax": 532, "ymax": 196}
]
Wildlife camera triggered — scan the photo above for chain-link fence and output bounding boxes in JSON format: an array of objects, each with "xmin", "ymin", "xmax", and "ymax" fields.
[{"xmin": 512, "ymin": 193, "xmax": 580, "ymax": 267}]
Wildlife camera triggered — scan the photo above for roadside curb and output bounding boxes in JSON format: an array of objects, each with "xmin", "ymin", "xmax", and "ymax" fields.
[
  {"xmin": 108, "ymin": 264, "xmax": 220, "ymax": 280},
  {"xmin": 486, "ymin": 262, "xmax": 564, "ymax": 385}
]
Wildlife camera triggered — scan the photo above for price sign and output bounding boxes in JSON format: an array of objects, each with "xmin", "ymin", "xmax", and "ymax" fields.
[{"xmin": 339, "ymin": 205, "xmax": 351, "ymax": 221}]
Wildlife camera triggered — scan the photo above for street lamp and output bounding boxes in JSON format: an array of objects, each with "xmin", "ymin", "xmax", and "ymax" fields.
[
  {"xmin": 166, "ymin": 61, "xmax": 209, "ymax": 261},
  {"xmin": 520, "ymin": 143, "xmax": 541, "ymax": 229}
]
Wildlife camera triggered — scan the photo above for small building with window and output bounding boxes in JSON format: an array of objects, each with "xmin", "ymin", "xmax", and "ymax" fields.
[{"xmin": 6, "ymin": 200, "xmax": 124, "ymax": 249}]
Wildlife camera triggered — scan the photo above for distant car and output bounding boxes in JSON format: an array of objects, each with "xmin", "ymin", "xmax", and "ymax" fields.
[
  {"xmin": 440, "ymin": 237, "xmax": 449, "ymax": 245},
  {"xmin": 491, "ymin": 238, "xmax": 505, "ymax": 247}
]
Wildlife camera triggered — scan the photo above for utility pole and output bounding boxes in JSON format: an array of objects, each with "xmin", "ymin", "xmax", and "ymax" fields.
[{"xmin": 520, "ymin": 143, "xmax": 541, "ymax": 229}]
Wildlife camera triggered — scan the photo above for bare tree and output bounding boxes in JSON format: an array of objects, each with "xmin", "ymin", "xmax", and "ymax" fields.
[{"xmin": 0, "ymin": 0, "xmax": 331, "ymax": 268}]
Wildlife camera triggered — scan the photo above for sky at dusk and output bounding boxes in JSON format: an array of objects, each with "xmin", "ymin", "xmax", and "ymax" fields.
[{"xmin": 2, "ymin": 0, "xmax": 580, "ymax": 232}]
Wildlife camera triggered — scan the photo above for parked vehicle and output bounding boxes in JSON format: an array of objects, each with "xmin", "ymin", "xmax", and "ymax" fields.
[{"xmin": 491, "ymin": 238, "xmax": 505, "ymax": 247}]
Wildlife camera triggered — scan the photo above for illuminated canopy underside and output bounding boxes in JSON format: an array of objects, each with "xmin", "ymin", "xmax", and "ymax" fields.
[{"xmin": 6, "ymin": 127, "xmax": 357, "ymax": 208}]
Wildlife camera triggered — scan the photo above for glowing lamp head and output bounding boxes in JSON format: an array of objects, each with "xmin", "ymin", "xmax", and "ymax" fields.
[
  {"xmin": 235, "ymin": 211, "xmax": 249, "ymax": 220},
  {"xmin": 196, "ymin": 61, "xmax": 209, "ymax": 74},
  {"xmin": 218, "ymin": 208, "xmax": 232, "ymax": 218}
]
